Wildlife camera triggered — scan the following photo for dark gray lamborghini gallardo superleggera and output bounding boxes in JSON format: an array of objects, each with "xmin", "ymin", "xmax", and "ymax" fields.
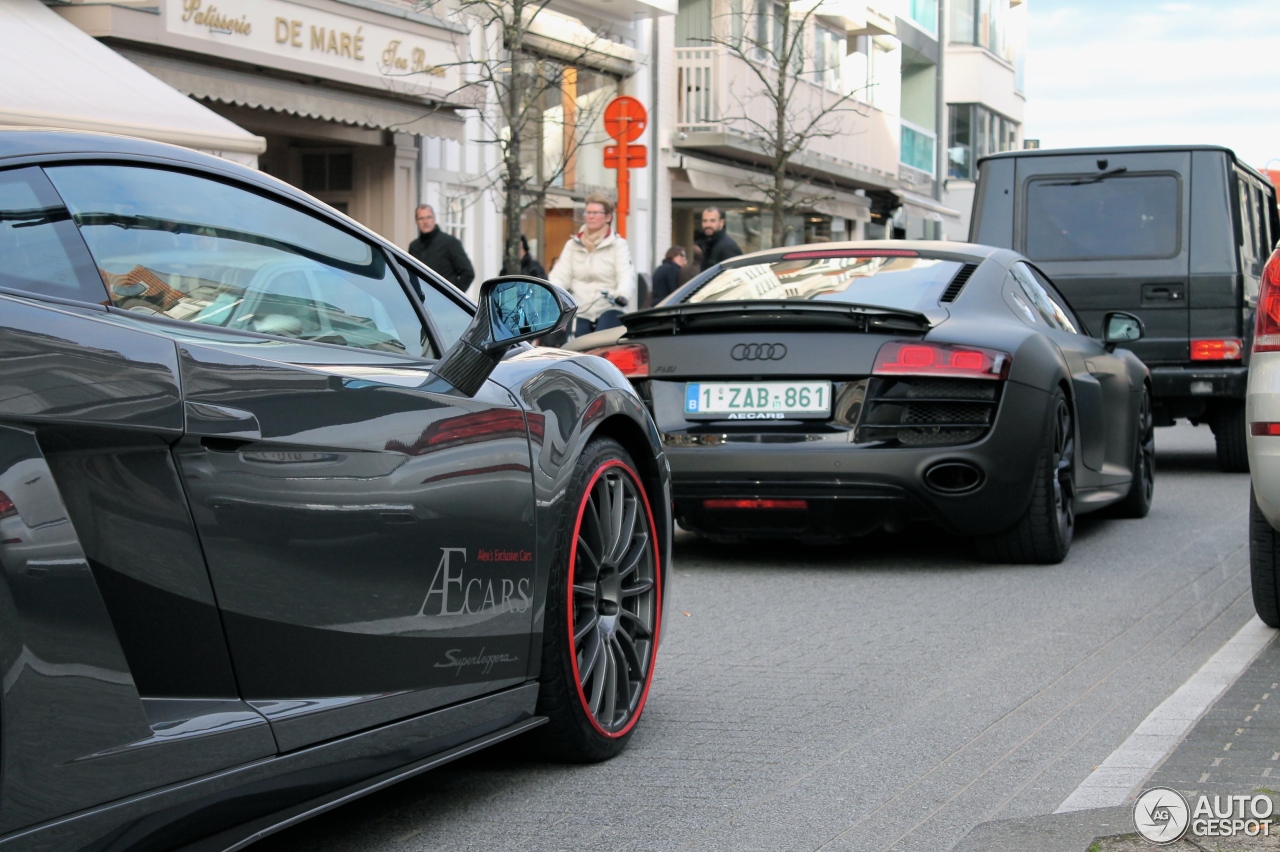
[
  {"xmin": 572, "ymin": 242, "xmax": 1155, "ymax": 564},
  {"xmin": 0, "ymin": 130, "xmax": 670, "ymax": 850}
]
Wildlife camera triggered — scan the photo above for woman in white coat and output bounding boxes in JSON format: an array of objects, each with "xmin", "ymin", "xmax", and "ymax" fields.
[{"xmin": 547, "ymin": 193, "xmax": 636, "ymax": 337}]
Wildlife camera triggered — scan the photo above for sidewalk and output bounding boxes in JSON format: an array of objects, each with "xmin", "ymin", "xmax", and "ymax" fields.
[{"xmin": 953, "ymin": 622, "xmax": 1280, "ymax": 851}]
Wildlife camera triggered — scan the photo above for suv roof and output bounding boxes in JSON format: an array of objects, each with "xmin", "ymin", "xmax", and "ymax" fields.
[{"xmin": 977, "ymin": 144, "xmax": 1268, "ymax": 183}]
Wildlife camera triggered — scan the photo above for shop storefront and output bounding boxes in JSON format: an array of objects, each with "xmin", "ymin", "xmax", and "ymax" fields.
[
  {"xmin": 670, "ymin": 156, "xmax": 873, "ymax": 255},
  {"xmin": 56, "ymin": 0, "xmax": 468, "ymax": 250}
]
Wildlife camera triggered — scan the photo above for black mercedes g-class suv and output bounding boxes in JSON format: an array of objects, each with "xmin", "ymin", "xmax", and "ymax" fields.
[{"xmin": 970, "ymin": 145, "xmax": 1279, "ymax": 471}]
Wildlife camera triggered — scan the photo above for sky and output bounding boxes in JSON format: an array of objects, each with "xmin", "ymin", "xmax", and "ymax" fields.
[{"xmin": 1023, "ymin": 0, "xmax": 1280, "ymax": 170}]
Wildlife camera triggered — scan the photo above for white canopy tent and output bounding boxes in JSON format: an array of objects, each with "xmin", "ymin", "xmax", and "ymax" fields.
[{"xmin": 0, "ymin": 0, "xmax": 265, "ymax": 166}]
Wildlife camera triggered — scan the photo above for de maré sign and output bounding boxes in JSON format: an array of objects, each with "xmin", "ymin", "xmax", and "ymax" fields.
[{"xmin": 167, "ymin": 0, "xmax": 451, "ymax": 90}]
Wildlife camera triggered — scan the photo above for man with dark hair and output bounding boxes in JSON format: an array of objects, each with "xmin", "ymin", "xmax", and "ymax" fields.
[
  {"xmin": 408, "ymin": 204, "xmax": 475, "ymax": 292},
  {"xmin": 519, "ymin": 234, "xmax": 547, "ymax": 279},
  {"xmin": 696, "ymin": 206, "xmax": 742, "ymax": 268},
  {"xmin": 650, "ymin": 245, "xmax": 687, "ymax": 305},
  {"xmin": 678, "ymin": 245, "xmax": 703, "ymax": 286}
]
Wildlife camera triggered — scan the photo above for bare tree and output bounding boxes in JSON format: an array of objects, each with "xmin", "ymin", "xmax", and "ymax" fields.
[
  {"xmin": 412, "ymin": 0, "xmax": 619, "ymax": 274},
  {"xmin": 700, "ymin": 0, "xmax": 867, "ymax": 246}
]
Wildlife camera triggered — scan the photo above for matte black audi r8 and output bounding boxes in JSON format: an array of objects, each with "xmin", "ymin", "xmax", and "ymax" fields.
[
  {"xmin": 571, "ymin": 242, "xmax": 1155, "ymax": 563},
  {"xmin": 0, "ymin": 130, "xmax": 670, "ymax": 850}
]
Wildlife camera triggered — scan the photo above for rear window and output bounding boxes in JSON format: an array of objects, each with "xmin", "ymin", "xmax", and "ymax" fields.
[
  {"xmin": 1024, "ymin": 173, "xmax": 1180, "ymax": 261},
  {"xmin": 685, "ymin": 253, "xmax": 964, "ymax": 312}
]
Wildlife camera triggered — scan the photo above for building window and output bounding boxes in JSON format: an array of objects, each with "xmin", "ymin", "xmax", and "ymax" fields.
[
  {"xmin": 907, "ymin": 0, "xmax": 937, "ymax": 35},
  {"xmin": 754, "ymin": 1, "xmax": 798, "ymax": 68},
  {"xmin": 947, "ymin": 103, "xmax": 1018, "ymax": 180},
  {"xmin": 533, "ymin": 60, "xmax": 620, "ymax": 194},
  {"xmin": 443, "ymin": 187, "xmax": 470, "ymax": 247},
  {"xmin": 900, "ymin": 121, "xmax": 936, "ymax": 175},
  {"xmin": 299, "ymin": 150, "xmax": 354, "ymax": 214},
  {"xmin": 814, "ymin": 25, "xmax": 843, "ymax": 90},
  {"xmin": 949, "ymin": 0, "xmax": 1010, "ymax": 59}
]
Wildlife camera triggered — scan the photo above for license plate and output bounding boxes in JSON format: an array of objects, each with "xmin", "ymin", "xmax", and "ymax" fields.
[{"xmin": 684, "ymin": 382, "xmax": 832, "ymax": 419}]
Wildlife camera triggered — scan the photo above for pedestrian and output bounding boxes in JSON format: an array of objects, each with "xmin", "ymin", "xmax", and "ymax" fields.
[
  {"xmin": 408, "ymin": 204, "xmax": 475, "ymax": 292},
  {"xmin": 696, "ymin": 206, "xmax": 743, "ymax": 268},
  {"xmin": 519, "ymin": 234, "xmax": 547, "ymax": 279},
  {"xmin": 547, "ymin": 193, "xmax": 636, "ymax": 338},
  {"xmin": 678, "ymin": 245, "xmax": 703, "ymax": 286},
  {"xmin": 651, "ymin": 245, "xmax": 687, "ymax": 305}
]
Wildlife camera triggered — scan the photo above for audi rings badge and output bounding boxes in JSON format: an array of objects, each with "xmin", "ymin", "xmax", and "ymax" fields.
[{"xmin": 731, "ymin": 343, "xmax": 787, "ymax": 361}]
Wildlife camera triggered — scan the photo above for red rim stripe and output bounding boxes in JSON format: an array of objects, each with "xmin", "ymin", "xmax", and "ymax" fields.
[{"xmin": 565, "ymin": 458, "xmax": 663, "ymax": 738}]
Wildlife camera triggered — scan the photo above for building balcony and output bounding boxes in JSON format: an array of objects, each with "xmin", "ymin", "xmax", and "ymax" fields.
[{"xmin": 674, "ymin": 45, "xmax": 900, "ymax": 192}]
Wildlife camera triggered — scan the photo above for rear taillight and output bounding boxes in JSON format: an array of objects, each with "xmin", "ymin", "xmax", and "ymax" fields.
[
  {"xmin": 1255, "ymin": 249, "xmax": 1280, "ymax": 352},
  {"xmin": 587, "ymin": 343, "xmax": 649, "ymax": 377},
  {"xmin": 872, "ymin": 341, "xmax": 1010, "ymax": 380},
  {"xmin": 1191, "ymin": 338, "xmax": 1243, "ymax": 360},
  {"xmin": 703, "ymin": 499, "xmax": 808, "ymax": 510},
  {"xmin": 1251, "ymin": 423, "xmax": 1280, "ymax": 436},
  {"xmin": 0, "ymin": 492, "xmax": 16, "ymax": 521}
]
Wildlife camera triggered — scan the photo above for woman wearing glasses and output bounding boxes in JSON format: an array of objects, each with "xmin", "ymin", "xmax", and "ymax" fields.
[{"xmin": 547, "ymin": 193, "xmax": 636, "ymax": 338}]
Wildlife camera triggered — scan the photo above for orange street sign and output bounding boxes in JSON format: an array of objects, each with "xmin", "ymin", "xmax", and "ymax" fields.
[
  {"xmin": 604, "ymin": 144, "xmax": 647, "ymax": 169},
  {"xmin": 603, "ymin": 96, "xmax": 648, "ymax": 143}
]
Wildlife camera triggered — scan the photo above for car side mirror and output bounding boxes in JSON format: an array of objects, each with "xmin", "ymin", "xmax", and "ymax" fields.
[
  {"xmin": 433, "ymin": 276, "xmax": 576, "ymax": 396},
  {"xmin": 1103, "ymin": 311, "xmax": 1144, "ymax": 348}
]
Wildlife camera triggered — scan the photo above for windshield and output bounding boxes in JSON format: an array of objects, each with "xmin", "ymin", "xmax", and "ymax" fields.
[{"xmin": 684, "ymin": 254, "xmax": 965, "ymax": 312}]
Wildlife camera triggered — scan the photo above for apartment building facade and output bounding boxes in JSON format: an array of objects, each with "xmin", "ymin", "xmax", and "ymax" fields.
[{"xmin": 943, "ymin": 0, "xmax": 1027, "ymax": 238}]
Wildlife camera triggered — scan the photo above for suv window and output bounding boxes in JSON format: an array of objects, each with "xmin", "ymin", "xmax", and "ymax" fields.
[
  {"xmin": 45, "ymin": 165, "xmax": 432, "ymax": 358},
  {"xmin": 0, "ymin": 167, "xmax": 106, "ymax": 304},
  {"xmin": 1010, "ymin": 263, "xmax": 1079, "ymax": 334},
  {"xmin": 1024, "ymin": 173, "xmax": 1180, "ymax": 261}
]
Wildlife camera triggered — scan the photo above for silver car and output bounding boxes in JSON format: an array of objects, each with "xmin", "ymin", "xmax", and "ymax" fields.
[{"xmin": 1247, "ymin": 247, "xmax": 1280, "ymax": 625}]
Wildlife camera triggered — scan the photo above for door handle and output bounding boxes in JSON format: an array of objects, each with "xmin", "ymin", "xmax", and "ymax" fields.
[
  {"xmin": 185, "ymin": 402, "xmax": 262, "ymax": 441},
  {"xmin": 1141, "ymin": 283, "xmax": 1185, "ymax": 303}
]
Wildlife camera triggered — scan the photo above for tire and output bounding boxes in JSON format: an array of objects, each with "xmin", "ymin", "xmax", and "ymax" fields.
[
  {"xmin": 529, "ymin": 438, "xmax": 662, "ymax": 762},
  {"xmin": 1111, "ymin": 385, "xmax": 1155, "ymax": 519},
  {"xmin": 1213, "ymin": 401, "xmax": 1249, "ymax": 473},
  {"xmin": 1250, "ymin": 488, "xmax": 1280, "ymax": 628},
  {"xmin": 975, "ymin": 389, "xmax": 1075, "ymax": 564}
]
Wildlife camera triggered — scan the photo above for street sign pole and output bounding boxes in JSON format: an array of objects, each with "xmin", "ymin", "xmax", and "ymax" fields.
[{"xmin": 602, "ymin": 96, "xmax": 648, "ymax": 240}]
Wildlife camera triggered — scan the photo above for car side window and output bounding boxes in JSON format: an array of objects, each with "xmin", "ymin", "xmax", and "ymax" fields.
[
  {"xmin": 44, "ymin": 164, "xmax": 432, "ymax": 358},
  {"xmin": 1026, "ymin": 265, "xmax": 1083, "ymax": 334},
  {"xmin": 1010, "ymin": 263, "xmax": 1079, "ymax": 334},
  {"xmin": 0, "ymin": 167, "xmax": 107, "ymax": 304},
  {"xmin": 405, "ymin": 268, "xmax": 473, "ymax": 352}
]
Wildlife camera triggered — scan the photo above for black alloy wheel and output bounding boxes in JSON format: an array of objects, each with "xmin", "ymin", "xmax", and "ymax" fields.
[
  {"xmin": 976, "ymin": 389, "xmax": 1075, "ymax": 564},
  {"xmin": 1111, "ymin": 386, "xmax": 1155, "ymax": 519},
  {"xmin": 532, "ymin": 438, "xmax": 661, "ymax": 761}
]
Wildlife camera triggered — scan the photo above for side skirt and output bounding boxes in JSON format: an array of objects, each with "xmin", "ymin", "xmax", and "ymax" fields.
[{"xmin": 1, "ymin": 684, "xmax": 543, "ymax": 852}]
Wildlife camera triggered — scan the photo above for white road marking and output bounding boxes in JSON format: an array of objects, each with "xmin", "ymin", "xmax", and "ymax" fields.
[{"xmin": 1056, "ymin": 616, "xmax": 1277, "ymax": 813}]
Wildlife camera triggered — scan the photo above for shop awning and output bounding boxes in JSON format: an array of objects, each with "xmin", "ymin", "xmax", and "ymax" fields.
[
  {"xmin": 124, "ymin": 52, "xmax": 467, "ymax": 143},
  {"xmin": 680, "ymin": 159, "xmax": 872, "ymax": 222},
  {"xmin": 896, "ymin": 189, "xmax": 963, "ymax": 221},
  {"xmin": 0, "ymin": 0, "xmax": 265, "ymax": 166}
]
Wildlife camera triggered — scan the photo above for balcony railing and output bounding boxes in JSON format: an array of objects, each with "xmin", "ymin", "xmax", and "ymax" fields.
[{"xmin": 675, "ymin": 45, "xmax": 899, "ymax": 181}]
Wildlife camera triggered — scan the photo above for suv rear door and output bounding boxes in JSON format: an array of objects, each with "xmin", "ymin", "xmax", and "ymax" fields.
[{"xmin": 1011, "ymin": 150, "xmax": 1191, "ymax": 366}]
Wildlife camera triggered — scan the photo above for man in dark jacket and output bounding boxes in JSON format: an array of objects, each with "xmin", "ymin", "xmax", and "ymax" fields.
[
  {"xmin": 408, "ymin": 204, "xmax": 475, "ymax": 292},
  {"xmin": 501, "ymin": 234, "xmax": 547, "ymax": 277},
  {"xmin": 650, "ymin": 245, "xmax": 687, "ymax": 305},
  {"xmin": 696, "ymin": 207, "xmax": 743, "ymax": 268}
]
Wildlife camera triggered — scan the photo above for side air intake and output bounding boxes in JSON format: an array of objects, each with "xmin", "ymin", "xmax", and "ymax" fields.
[{"xmin": 939, "ymin": 263, "xmax": 978, "ymax": 303}]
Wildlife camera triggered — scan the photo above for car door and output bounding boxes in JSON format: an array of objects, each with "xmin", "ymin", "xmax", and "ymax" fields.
[
  {"xmin": 1008, "ymin": 262, "xmax": 1130, "ymax": 476},
  {"xmin": 46, "ymin": 163, "xmax": 539, "ymax": 751}
]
